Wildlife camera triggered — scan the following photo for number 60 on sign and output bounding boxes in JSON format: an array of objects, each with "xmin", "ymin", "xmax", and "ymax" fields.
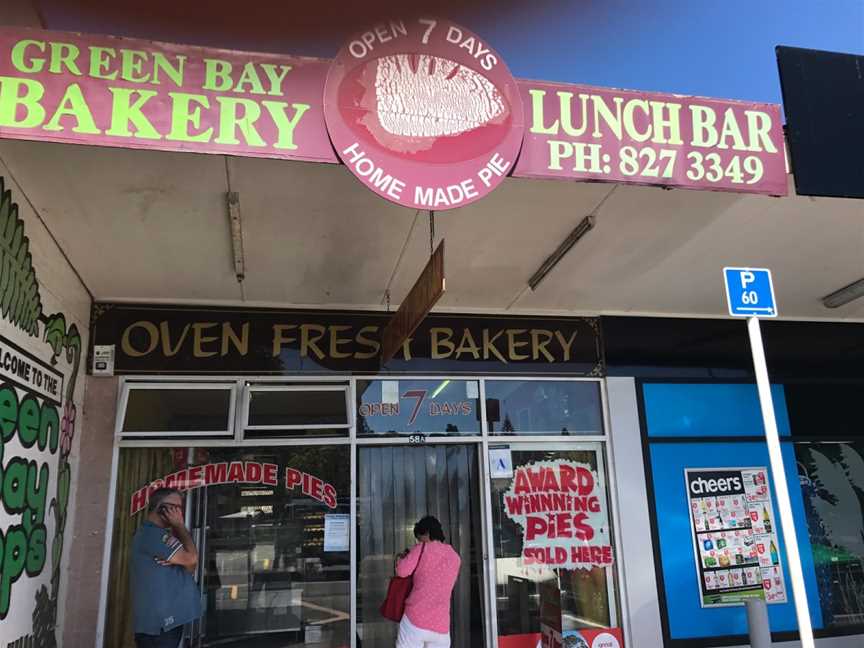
[{"xmin": 723, "ymin": 267, "xmax": 778, "ymax": 318}]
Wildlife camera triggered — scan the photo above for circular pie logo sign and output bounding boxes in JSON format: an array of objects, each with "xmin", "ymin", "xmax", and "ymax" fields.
[{"xmin": 324, "ymin": 17, "xmax": 524, "ymax": 210}]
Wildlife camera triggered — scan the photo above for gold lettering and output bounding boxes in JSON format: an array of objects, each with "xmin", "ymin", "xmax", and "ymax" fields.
[
  {"xmin": 560, "ymin": 92, "xmax": 590, "ymax": 137},
  {"xmin": 690, "ymin": 105, "xmax": 718, "ymax": 148},
  {"xmin": 192, "ymin": 322, "xmax": 219, "ymax": 357},
  {"xmin": 506, "ymin": 329, "xmax": 530, "ymax": 360},
  {"xmin": 121, "ymin": 321, "xmax": 158, "ymax": 357},
  {"xmin": 454, "ymin": 329, "xmax": 480, "ymax": 360},
  {"xmin": 430, "ymin": 328, "xmax": 455, "ymax": 359},
  {"xmin": 622, "ymin": 99, "xmax": 651, "ymax": 142},
  {"xmin": 354, "ymin": 325, "xmax": 380, "ymax": 360},
  {"xmin": 160, "ymin": 321, "xmax": 190, "ymax": 357},
  {"xmin": 529, "ymin": 89, "xmax": 559, "ymax": 134},
  {"xmin": 592, "ymin": 95, "xmax": 624, "ymax": 139},
  {"xmin": 482, "ymin": 329, "xmax": 507, "ymax": 363},
  {"xmin": 555, "ymin": 330, "xmax": 578, "ymax": 361},
  {"xmin": 221, "ymin": 322, "xmax": 249, "ymax": 356},
  {"xmin": 272, "ymin": 324, "xmax": 297, "ymax": 356},
  {"xmin": 401, "ymin": 338, "xmax": 413, "ymax": 361},
  {"xmin": 745, "ymin": 110, "xmax": 777, "ymax": 153},
  {"xmin": 530, "ymin": 329, "xmax": 556, "ymax": 362},
  {"xmin": 300, "ymin": 324, "xmax": 326, "ymax": 360},
  {"xmin": 329, "ymin": 325, "xmax": 353, "ymax": 359},
  {"xmin": 650, "ymin": 101, "xmax": 683, "ymax": 145},
  {"xmin": 717, "ymin": 107, "xmax": 746, "ymax": 151}
]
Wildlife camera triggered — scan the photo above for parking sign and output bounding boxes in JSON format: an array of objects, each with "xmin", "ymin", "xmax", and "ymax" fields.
[{"xmin": 723, "ymin": 267, "xmax": 778, "ymax": 317}]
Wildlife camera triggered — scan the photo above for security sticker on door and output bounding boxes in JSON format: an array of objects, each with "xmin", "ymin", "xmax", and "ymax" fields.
[
  {"xmin": 723, "ymin": 267, "xmax": 777, "ymax": 318},
  {"xmin": 489, "ymin": 446, "xmax": 513, "ymax": 479}
]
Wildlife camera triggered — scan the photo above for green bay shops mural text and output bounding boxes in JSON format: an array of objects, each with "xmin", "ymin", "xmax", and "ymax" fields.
[{"xmin": 0, "ymin": 177, "xmax": 82, "ymax": 647}]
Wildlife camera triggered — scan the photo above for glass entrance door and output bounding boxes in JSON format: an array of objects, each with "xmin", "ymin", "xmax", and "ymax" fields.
[
  {"xmin": 357, "ymin": 444, "xmax": 486, "ymax": 647},
  {"xmin": 193, "ymin": 446, "xmax": 351, "ymax": 648}
]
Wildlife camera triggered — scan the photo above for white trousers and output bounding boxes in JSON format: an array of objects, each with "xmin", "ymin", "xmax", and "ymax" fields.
[{"xmin": 395, "ymin": 615, "xmax": 451, "ymax": 648}]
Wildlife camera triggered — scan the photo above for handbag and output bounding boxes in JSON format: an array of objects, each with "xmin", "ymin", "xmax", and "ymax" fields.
[{"xmin": 379, "ymin": 543, "xmax": 425, "ymax": 622}]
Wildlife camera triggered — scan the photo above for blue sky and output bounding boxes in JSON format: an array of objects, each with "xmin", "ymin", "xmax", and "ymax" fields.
[
  {"xmin": 458, "ymin": 0, "xmax": 864, "ymax": 103},
  {"xmin": 44, "ymin": 0, "xmax": 864, "ymax": 105}
]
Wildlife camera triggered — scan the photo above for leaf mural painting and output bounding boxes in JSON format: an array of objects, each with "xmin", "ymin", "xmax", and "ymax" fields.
[
  {"xmin": 0, "ymin": 176, "xmax": 82, "ymax": 647},
  {"xmin": 43, "ymin": 314, "xmax": 66, "ymax": 362},
  {"xmin": 0, "ymin": 177, "xmax": 43, "ymax": 336}
]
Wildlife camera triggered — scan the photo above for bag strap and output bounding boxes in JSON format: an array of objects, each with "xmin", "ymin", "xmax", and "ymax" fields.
[{"xmin": 410, "ymin": 542, "xmax": 426, "ymax": 576}]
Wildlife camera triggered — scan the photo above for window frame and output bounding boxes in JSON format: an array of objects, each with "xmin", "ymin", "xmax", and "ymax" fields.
[
  {"xmin": 240, "ymin": 383, "xmax": 352, "ymax": 438},
  {"xmin": 103, "ymin": 374, "xmax": 620, "ymax": 648},
  {"xmin": 117, "ymin": 381, "xmax": 237, "ymax": 439},
  {"xmin": 484, "ymin": 377, "xmax": 605, "ymax": 436},
  {"xmin": 354, "ymin": 377, "xmax": 483, "ymax": 437}
]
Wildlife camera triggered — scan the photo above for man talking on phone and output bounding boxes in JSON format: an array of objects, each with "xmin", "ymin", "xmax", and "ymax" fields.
[{"xmin": 131, "ymin": 488, "xmax": 201, "ymax": 648}]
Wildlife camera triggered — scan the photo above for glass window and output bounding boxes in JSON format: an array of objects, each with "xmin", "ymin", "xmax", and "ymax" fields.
[
  {"xmin": 121, "ymin": 385, "xmax": 233, "ymax": 436},
  {"xmin": 486, "ymin": 380, "xmax": 603, "ymax": 435},
  {"xmin": 356, "ymin": 379, "xmax": 481, "ymax": 436},
  {"xmin": 490, "ymin": 444, "xmax": 621, "ymax": 644},
  {"xmin": 104, "ymin": 445, "xmax": 351, "ymax": 648},
  {"xmin": 245, "ymin": 386, "xmax": 349, "ymax": 438},
  {"xmin": 796, "ymin": 440, "xmax": 864, "ymax": 628}
]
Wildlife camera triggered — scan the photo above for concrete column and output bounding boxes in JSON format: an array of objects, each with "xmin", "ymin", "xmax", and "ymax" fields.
[
  {"xmin": 606, "ymin": 377, "xmax": 664, "ymax": 648},
  {"xmin": 63, "ymin": 376, "xmax": 119, "ymax": 648}
]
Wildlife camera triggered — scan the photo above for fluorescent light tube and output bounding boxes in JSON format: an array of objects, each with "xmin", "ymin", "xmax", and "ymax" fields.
[
  {"xmin": 227, "ymin": 192, "xmax": 246, "ymax": 282},
  {"xmin": 528, "ymin": 214, "xmax": 595, "ymax": 291},
  {"xmin": 431, "ymin": 380, "xmax": 450, "ymax": 399},
  {"xmin": 822, "ymin": 277, "xmax": 864, "ymax": 308}
]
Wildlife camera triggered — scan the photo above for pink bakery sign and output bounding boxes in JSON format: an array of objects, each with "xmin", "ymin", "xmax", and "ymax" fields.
[
  {"xmin": 0, "ymin": 24, "xmax": 787, "ymax": 203},
  {"xmin": 323, "ymin": 18, "xmax": 525, "ymax": 209}
]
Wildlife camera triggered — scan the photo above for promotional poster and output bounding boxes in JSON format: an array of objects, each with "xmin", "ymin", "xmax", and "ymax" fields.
[
  {"xmin": 504, "ymin": 459, "xmax": 613, "ymax": 570},
  {"xmin": 685, "ymin": 467, "xmax": 788, "ymax": 607}
]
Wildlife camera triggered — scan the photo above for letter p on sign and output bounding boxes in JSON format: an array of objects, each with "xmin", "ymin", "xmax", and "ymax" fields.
[{"xmin": 723, "ymin": 267, "xmax": 778, "ymax": 317}]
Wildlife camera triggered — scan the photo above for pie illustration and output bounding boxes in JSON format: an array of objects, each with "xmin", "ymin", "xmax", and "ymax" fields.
[
  {"xmin": 363, "ymin": 53, "xmax": 507, "ymax": 150},
  {"xmin": 339, "ymin": 52, "xmax": 513, "ymax": 161}
]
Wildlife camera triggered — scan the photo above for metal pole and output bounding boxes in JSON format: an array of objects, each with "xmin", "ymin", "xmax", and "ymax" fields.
[
  {"xmin": 747, "ymin": 317, "xmax": 815, "ymax": 648},
  {"xmin": 746, "ymin": 598, "xmax": 772, "ymax": 648}
]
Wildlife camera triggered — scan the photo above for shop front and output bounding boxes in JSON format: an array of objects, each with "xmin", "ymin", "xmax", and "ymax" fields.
[
  {"xmin": 604, "ymin": 316, "xmax": 864, "ymax": 648},
  {"xmin": 0, "ymin": 6, "xmax": 861, "ymax": 648},
  {"xmin": 92, "ymin": 305, "xmax": 623, "ymax": 648}
]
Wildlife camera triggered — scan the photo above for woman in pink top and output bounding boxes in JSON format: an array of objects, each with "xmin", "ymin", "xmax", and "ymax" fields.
[{"xmin": 394, "ymin": 516, "xmax": 461, "ymax": 648}]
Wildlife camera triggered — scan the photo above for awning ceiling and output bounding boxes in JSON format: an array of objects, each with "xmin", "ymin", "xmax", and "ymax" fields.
[{"xmin": 0, "ymin": 137, "xmax": 861, "ymax": 321}]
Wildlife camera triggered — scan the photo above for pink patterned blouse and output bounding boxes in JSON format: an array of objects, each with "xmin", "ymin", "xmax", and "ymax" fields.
[{"xmin": 396, "ymin": 541, "xmax": 461, "ymax": 634}]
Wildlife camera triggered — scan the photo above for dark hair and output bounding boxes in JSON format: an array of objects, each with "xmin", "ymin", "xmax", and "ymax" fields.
[
  {"xmin": 414, "ymin": 516, "xmax": 445, "ymax": 542},
  {"xmin": 147, "ymin": 487, "xmax": 181, "ymax": 512}
]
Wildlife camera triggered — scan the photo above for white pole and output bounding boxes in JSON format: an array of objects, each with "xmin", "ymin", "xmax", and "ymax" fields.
[{"xmin": 747, "ymin": 316, "xmax": 815, "ymax": 648}]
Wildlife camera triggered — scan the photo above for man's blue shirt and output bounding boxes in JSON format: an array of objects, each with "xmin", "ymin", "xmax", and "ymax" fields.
[{"xmin": 131, "ymin": 521, "xmax": 202, "ymax": 635}]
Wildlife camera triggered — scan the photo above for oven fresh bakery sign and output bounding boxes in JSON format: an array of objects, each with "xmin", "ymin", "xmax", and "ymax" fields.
[
  {"xmin": 89, "ymin": 304, "xmax": 604, "ymax": 375},
  {"xmin": 0, "ymin": 24, "xmax": 787, "ymax": 199},
  {"xmin": 129, "ymin": 463, "xmax": 338, "ymax": 514}
]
